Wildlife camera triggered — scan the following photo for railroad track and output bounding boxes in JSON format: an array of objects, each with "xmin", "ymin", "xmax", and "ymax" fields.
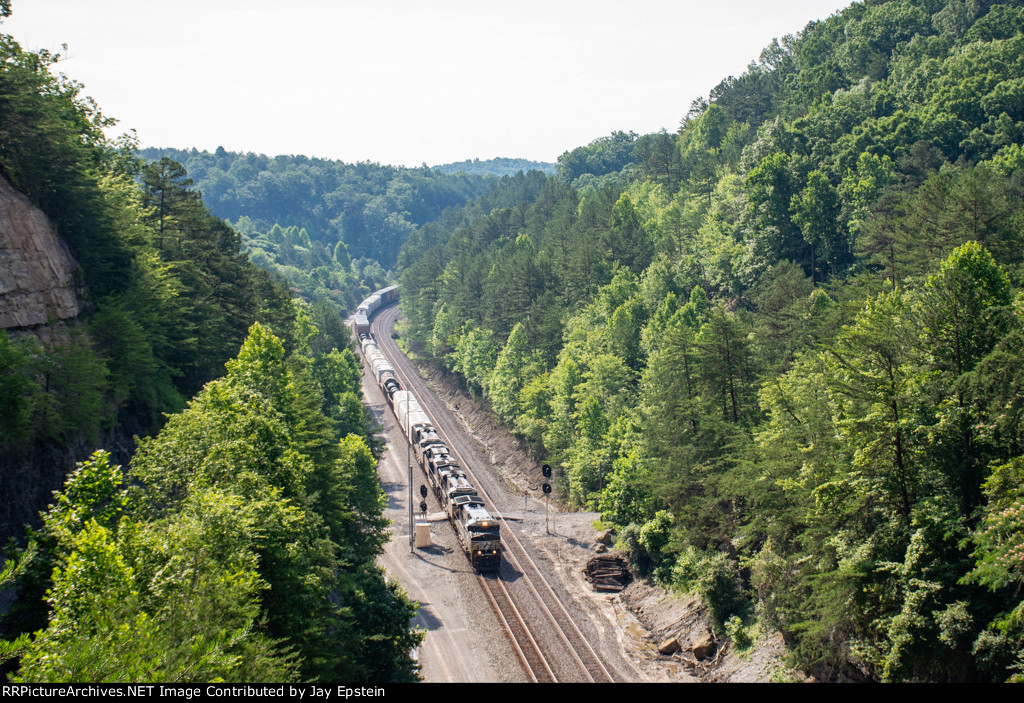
[
  {"xmin": 370, "ymin": 304, "xmax": 618, "ymax": 684},
  {"xmin": 479, "ymin": 573, "xmax": 556, "ymax": 683}
]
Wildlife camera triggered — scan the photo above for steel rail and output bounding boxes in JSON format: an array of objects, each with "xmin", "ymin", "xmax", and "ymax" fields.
[{"xmin": 479, "ymin": 573, "xmax": 556, "ymax": 683}]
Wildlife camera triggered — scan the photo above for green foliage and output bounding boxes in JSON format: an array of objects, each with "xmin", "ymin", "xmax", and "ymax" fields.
[
  {"xmin": 792, "ymin": 170, "xmax": 845, "ymax": 280},
  {"xmin": 27, "ymin": 329, "xmax": 110, "ymax": 444},
  {"xmin": 557, "ymin": 131, "xmax": 642, "ymax": 187},
  {"xmin": 386, "ymin": 0, "xmax": 1024, "ymax": 681},
  {"xmin": 965, "ymin": 458, "xmax": 1024, "ymax": 617},
  {"xmin": 725, "ymin": 615, "xmax": 754, "ymax": 651},
  {"xmin": 0, "ymin": 331, "xmax": 39, "ymax": 443},
  {"xmin": 5, "ymin": 321, "xmax": 419, "ymax": 682},
  {"xmin": 921, "ymin": 241, "xmax": 1012, "ymax": 377},
  {"xmin": 614, "ymin": 523, "xmax": 647, "ymax": 574},
  {"xmin": 86, "ymin": 299, "xmax": 182, "ymax": 419},
  {"xmin": 669, "ymin": 546, "xmax": 743, "ymax": 633},
  {"xmin": 141, "ymin": 146, "xmax": 493, "ymax": 270},
  {"xmin": 639, "ymin": 510, "xmax": 674, "ymax": 570},
  {"xmin": 515, "ymin": 371, "xmax": 552, "ymax": 455},
  {"xmin": 450, "ymin": 323, "xmax": 499, "ymax": 397},
  {"xmin": 234, "ymin": 219, "xmax": 365, "ymax": 313},
  {"xmin": 825, "ymin": 290, "xmax": 923, "ymax": 522},
  {"xmin": 746, "ymin": 151, "xmax": 802, "ymax": 265},
  {"xmin": 45, "ymin": 450, "xmax": 128, "ymax": 539},
  {"xmin": 599, "ymin": 449, "xmax": 658, "ymax": 527},
  {"xmin": 433, "ymin": 157, "xmax": 555, "ymax": 177},
  {"xmin": 489, "ymin": 322, "xmax": 534, "ymax": 422}
]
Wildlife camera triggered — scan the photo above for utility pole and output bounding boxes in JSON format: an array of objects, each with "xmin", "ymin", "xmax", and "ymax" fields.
[
  {"xmin": 542, "ymin": 464, "xmax": 553, "ymax": 534},
  {"xmin": 407, "ymin": 396, "xmax": 413, "ymax": 553}
]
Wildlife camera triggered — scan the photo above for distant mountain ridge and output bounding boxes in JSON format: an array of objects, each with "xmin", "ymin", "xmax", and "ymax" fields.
[{"xmin": 432, "ymin": 157, "xmax": 556, "ymax": 176}]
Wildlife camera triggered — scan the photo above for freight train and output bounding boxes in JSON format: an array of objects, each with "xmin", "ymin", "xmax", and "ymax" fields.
[{"xmin": 354, "ymin": 286, "xmax": 501, "ymax": 571}]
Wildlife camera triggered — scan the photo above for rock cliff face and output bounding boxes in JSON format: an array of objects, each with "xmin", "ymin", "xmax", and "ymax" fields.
[
  {"xmin": 0, "ymin": 174, "xmax": 82, "ymax": 330},
  {"xmin": 0, "ymin": 175, "xmax": 87, "ymax": 549}
]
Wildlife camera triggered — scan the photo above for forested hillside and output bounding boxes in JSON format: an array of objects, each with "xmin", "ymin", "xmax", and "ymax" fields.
[
  {"xmin": 398, "ymin": 0, "xmax": 1024, "ymax": 682},
  {"xmin": 432, "ymin": 157, "xmax": 556, "ymax": 177},
  {"xmin": 0, "ymin": 7, "xmax": 420, "ymax": 682},
  {"xmin": 138, "ymin": 148, "xmax": 550, "ymax": 313},
  {"xmin": 138, "ymin": 147, "xmax": 495, "ymax": 269}
]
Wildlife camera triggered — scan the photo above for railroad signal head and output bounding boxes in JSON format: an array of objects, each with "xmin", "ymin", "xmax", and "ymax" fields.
[
  {"xmin": 419, "ymin": 501, "xmax": 427, "ymax": 513},
  {"xmin": 420, "ymin": 484, "xmax": 428, "ymax": 498},
  {"xmin": 542, "ymin": 483, "xmax": 552, "ymax": 494},
  {"xmin": 542, "ymin": 464, "xmax": 552, "ymax": 478}
]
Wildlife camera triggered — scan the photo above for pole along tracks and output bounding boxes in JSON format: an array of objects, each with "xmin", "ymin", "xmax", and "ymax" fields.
[{"xmin": 371, "ymin": 305, "xmax": 620, "ymax": 683}]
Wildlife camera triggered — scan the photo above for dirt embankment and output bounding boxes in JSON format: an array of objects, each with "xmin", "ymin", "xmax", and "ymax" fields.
[{"xmin": 406, "ymin": 354, "xmax": 802, "ymax": 684}]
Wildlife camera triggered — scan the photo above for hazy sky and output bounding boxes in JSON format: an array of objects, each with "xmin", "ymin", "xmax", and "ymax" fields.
[{"xmin": 5, "ymin": 0, "xmax": 854, "ymax": 166}]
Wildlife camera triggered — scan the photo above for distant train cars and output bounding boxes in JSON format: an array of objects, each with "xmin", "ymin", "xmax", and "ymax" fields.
[
  {"xmin": 354, "ymin": 286, "xmax": 501, "ymax": 571},
  {"xmin": 353, "ymin": 285, "xmax": 398, "ymax": 337}
]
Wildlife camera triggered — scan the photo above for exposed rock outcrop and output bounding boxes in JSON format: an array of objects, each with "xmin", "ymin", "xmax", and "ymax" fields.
[
  {"xmin": 0, "ymin": 175, "xmax": 88, "ymax": 550},
  {"xmin": 0, "ymin": 175, "xmax": 82, "ymax": 330}
]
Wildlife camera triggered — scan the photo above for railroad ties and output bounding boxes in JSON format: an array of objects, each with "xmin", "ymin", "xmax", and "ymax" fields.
[{"xmin": 583, "ymin": 554, "xmax": 632, "ymax": 593}]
